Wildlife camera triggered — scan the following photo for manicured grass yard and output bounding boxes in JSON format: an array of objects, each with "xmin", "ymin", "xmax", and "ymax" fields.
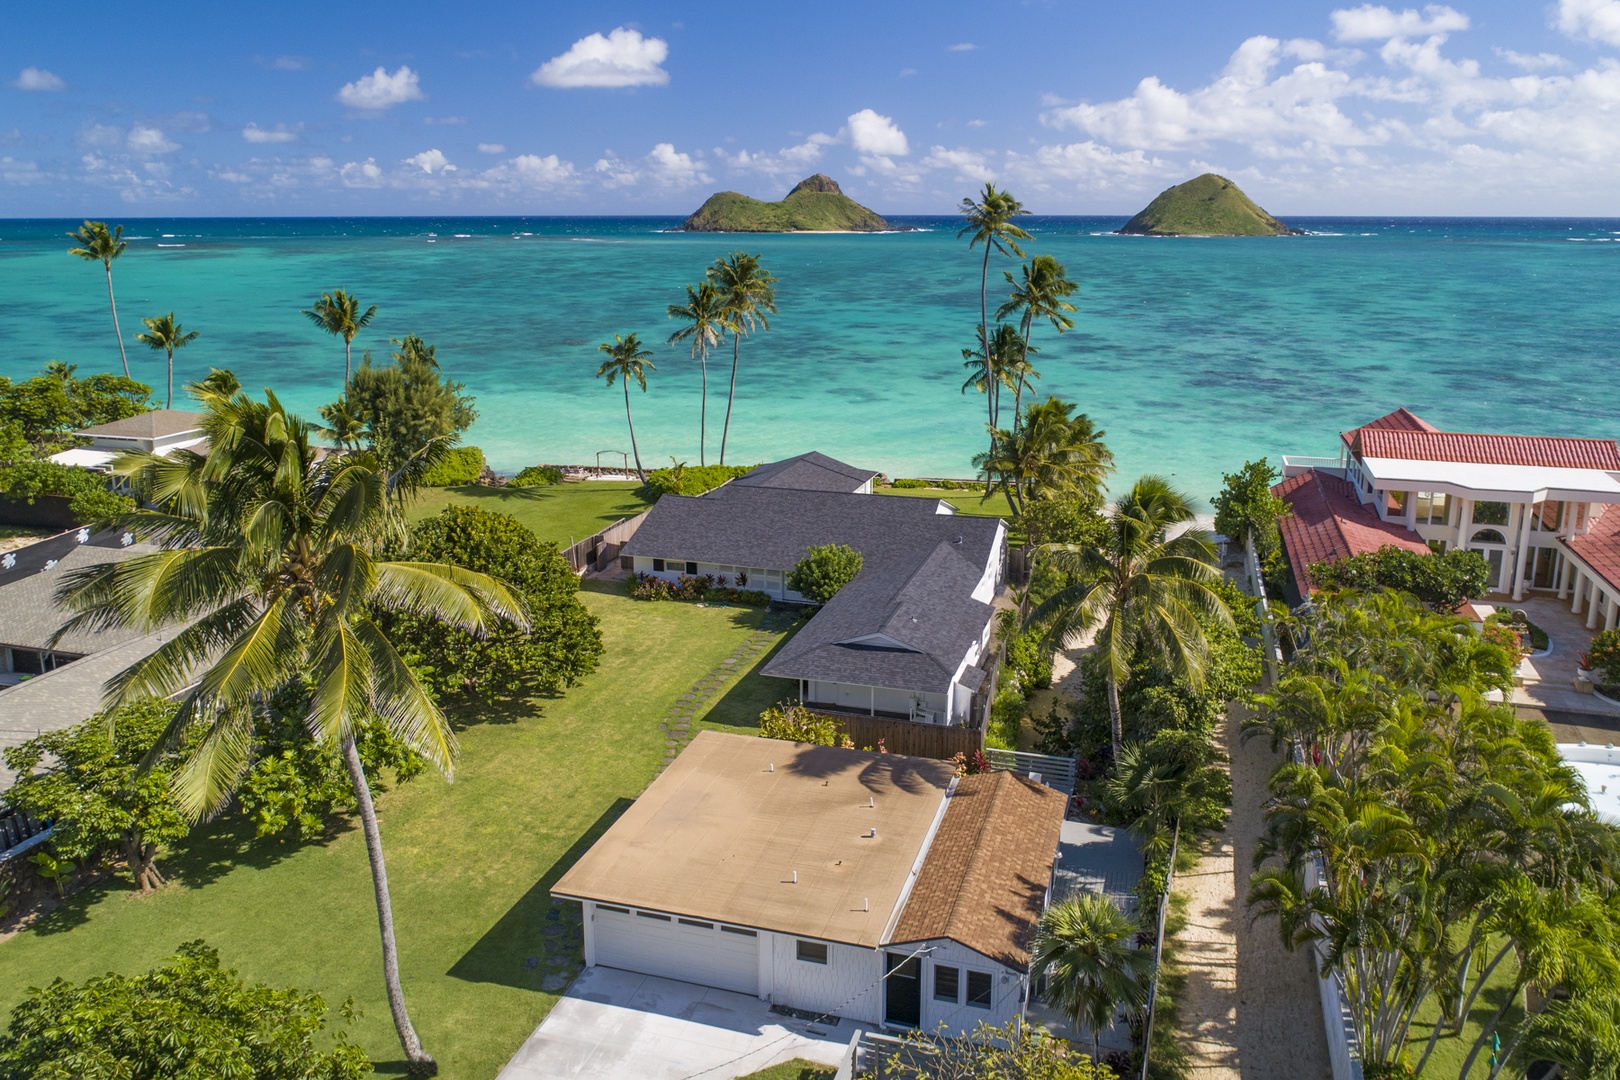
[
  {"xmin": 878, "ymin": 485, "xmax": 1011, "ymax": 520},
  {"xmin": 1405, "ymin": 937, "xmax": 1524, "ymax": 1078},
  {"xmin": 0, "ymin": 586, "xmax": 788, "ymax": 1079},
  {"xmin": 408, "ymin": 480, "xmax": 652, "ymax": 547}
]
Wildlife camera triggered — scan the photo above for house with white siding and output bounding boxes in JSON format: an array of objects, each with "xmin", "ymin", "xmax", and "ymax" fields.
[
  {"xmin": 48, "ymin": 409, "xmax": 207, "ymax": 472},
  {"xmin": 551, "ymin": 731, "xmax": 1069, "ymax": 1036},
  {"xmin": 620, "ymin": 452, "xmax": 1007, "ymax": 726}
]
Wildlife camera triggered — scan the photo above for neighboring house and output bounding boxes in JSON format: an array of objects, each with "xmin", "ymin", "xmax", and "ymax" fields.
[
  {"xmin": 1277, "ymin": 409, "xmax": 1620, "ymax": 627},
  {"xmin": 48, "ymin": 409, "xmax": 207, "ymax": 472},
  {"xmin": 552, "ymin": 731, "xmax": 1068, "ymax": 1036},
  {"xmin": 620, "ymin": 452, "xmax": 1007, "ymax": 726}
]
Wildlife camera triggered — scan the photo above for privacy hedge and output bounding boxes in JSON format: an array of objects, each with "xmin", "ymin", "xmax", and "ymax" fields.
[{"xmin": 419, "ymin": 446, "xmax": 485, "ymax": 487}]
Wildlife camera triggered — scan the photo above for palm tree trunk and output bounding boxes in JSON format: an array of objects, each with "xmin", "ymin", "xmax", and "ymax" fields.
[
  {"xmin": 344, "ymin": 337, "xmax": 353, "ymax": 386},
  {"xmin": 624, "ymin": 382, "xmax": 645, "ymax": 482},
  {"xmin": 981, "ymin": 247, "xmax": 996, "ymax": 493},
  {"xmin": 1016, "ymin": 313, "xmax": 1034, "ymax": 428},
  {"xmin": 720, "ymin": 334, "xmax": 740, "ymax": 465},
  {"xmin": 341, "ymin": 736, "xmax": 436, "ymax": 1075},
  {"xmin": 1106, "ymin": 676, "xmax": 1124, "ymax": 761},
  {"xmin": 166, "ymin": 345, "xmax": 174, "ymax": 409},
  {"xmin": 698, "ymin": 351, "xmax": 708, "ymax": 466},
  {"xmin": 104, "ymin": 264, "xmax": 130, "ymax": 379}
]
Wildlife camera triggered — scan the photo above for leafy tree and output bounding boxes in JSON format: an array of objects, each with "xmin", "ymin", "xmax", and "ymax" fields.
[
  {"xmin": 2, "ymin": 699, "xmax": 189, "ymax": 893},
  {"xmin": 135, "ymin": 312, "xmax": 201, "ymax": 409},
  {"xmin": 417, "ymin": 446, "xmax": 485, "ymax": 487},
  {"xmin": 977, "ymin": 397, "xmax": 1113, "ymax": 518},
  {"xmin": 0, "ymin": 363, "xmax": 153, "ymax": 455},
  {"xmin": 383, "ymin": 506, "xmax": 603, "ymax": 704},
  {"xmin": 959, "ymin": 183, "xmax": 1032, "ymax": 418},
  {"xmin": 707, "ymin": 252, "xmax": 777, "ymax": 465},
  {"xmin": 1020, "ymin": 490, "xmax": 1109, "ymax": 549},
  {"xmin": 1311, "ymin": 545, "xmax": 1491, "ymax": 610},
  {"xmin": 53, "ymin": 384, "xmax": 526, "ymax": 1073},
  {"xmin": 787, "ymin": 543, "xmax": 864, "ymax": 604},
  {"xmin": 595, "ymin": 333, "xmax": 656, "ymax": 481},
  {"xmin": 0, "ymin": 458, "xmax": 134, "ymax": 523},
  {"xmin": 67, "ymin": 221, "xmax": 132, "ymax": 378},
  {"xmin": 0, "ymin": 941, "xmax": 370, "ymax": 1079},
  {"xmin": 882, "ymin": 1020, "xmax": 1112, "ymax": 1079},
  {"xmin": 666, "ymin": 281, "xmax": 737, "ymax": 466},
  {"xmin": 302, "ymin": 289, "xmax": 377, "ymax": 385},
  {"xmin": 344, "ymin": 336, "xmax": 479, "ymax": 485},
  {"xmin": 1031, "ymin": 893, "xmax": 1151, "ymax": 1063},
  {"xmin": 997, "ymin": 253, "xmax": 1077, "ymax": 421},
  {"xmin": 1211, "ymin": 458, "xmax": 1289, "ymax": 594}
]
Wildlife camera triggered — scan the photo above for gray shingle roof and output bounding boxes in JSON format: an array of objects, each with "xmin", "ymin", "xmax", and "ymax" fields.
[
  {"xmin": 0, "ymin": 543, "xmax": 154, "ymax": 653},
  {"xmin": 77, "ymin": 409, "xmax": 205, "ymax": 440},
  {"xmin": 729, "ymin": 451, "xmax": 877, "ymax": 493}
]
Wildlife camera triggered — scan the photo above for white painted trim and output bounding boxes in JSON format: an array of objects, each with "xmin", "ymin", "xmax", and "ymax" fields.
[{"xmin": 881, "ymin": 777, "xmax": 958, "ymax": 945}]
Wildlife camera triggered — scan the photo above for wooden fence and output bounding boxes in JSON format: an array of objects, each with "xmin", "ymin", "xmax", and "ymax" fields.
[
  {"xmin": 561, "ymin": 510, "xmax": 649, "ymax": 574},
  {"xmin": 810, "ymin": 710, "xmax": 984, "ymax": 760}
]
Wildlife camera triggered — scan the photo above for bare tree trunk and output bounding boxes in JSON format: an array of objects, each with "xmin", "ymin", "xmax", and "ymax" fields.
[
  {"xmin": 344, "ymin": 337, "xmax": 353, "ymax": 386},
  {"xmin": 341, "ymin": 736, "xmax": 436, "ymax": 1075},
  {"xmin": 698, "ymin": 351, "xmax": 708, "ymax": 466},
  {"xmin": 1106, "ymin": 676, "xmax": 1124, "ymax": 762},
  {"xmin": 166, "ymin": 345, "xmax": 174, "ymax": 409},
  {"xmin": 625, "ymin": 382, "xmax": 644, "ymax": 482},
  {"xmin": 124, "ymin": 833, "xmax": 167, "ymax": 893},
  {"xmin": 105, "ymin": 265, "xmax": 130, "ymax": 379},
  {"xmin": 720, "ymin": 334, "xmax": 740, "ymax": 465}
]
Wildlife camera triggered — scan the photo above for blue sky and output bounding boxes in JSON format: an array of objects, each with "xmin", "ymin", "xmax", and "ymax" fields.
[{"xmin": 3, "ymin": 0, "xmax": 1618, "ymax": 216}]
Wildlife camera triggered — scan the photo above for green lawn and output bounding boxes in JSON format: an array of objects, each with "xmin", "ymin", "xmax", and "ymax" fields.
[
  {"xmin": 1405, "ymin": 940, "xmax": 1524, "ymax": 1078},
  {"xmin": 0, "ymin": 587, "xmax": 788, "ymax": 1080},
  {"xmin": 408, "ymin": 481, "xmax": 652, "ymax": 547},
  {"xmin": 735, "ymin": 1059, "xmax": 836, "ymax": 1080},
  {"xmin": 877, "ymin": 485, "xmax": 1011, "ymax": 520}
]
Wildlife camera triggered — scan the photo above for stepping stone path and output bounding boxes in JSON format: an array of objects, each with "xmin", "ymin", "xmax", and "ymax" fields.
[{"xmin": 660, "ymin": 615, "xmax": 793, "ymax": 768}]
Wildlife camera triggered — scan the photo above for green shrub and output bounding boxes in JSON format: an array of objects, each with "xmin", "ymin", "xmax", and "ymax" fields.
[
  {"xmin": 1006, "ymin": 630, "xmax": 1054, "ymax": 692},
  {"xmin": 987, "ymin": 686, "xmax": 1025, "ymax": 750},
  {"xmin": 1587, "ymin": 629, "xmax": 1620, "ymax": 685},
  {"xmin": 510, "ymin": 464, "xmax": 563, "ymax": 487},
  {"xmin": 890, "ymin": 478, "xmax": 929, "ymax": 489},
  {"xmin": 641, "ymin": 462, "xmax": 753, "ymax": 498},
  {"xmin": 0, "ymin": 459, "xmax": 134, "ymax": 524},
  {"xmin": 1311, "ymin": 546, "xmax": 1490, "ymax": 610},
  {"xmin": 787, "ymin": 543, "xmax": 863, "ymax": 604},
  {"xmin": 418, "ymin": 445, "xmax": 485, "ymax": 486},
  {"xmin": 759, "ymin": 702, "xmax": 843, "ymax": 745}
]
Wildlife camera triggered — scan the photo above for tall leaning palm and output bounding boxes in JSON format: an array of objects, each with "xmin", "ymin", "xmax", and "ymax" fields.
[
  {"xmin": 998, "ymin": 254, "xmax": 1077, "ymax": 421},
  {"xmin": 666, "ymin": 281, "xmax": 736, "ymax": 466},
  {"xmin": 1031, "ymin": 893, "xmax": 1151, "ymax": 1063},
  {"xmin": 135, "ymin": 312, "xmax": 201, "ymax": 408},
  {"xmin": 958, "ymin": 184, "xmax": 1031, "ymax": 381},
  {"xmin": 596, "ymin": 333, "xmax": 656, "ymax": 482},
  {"xmin": 1031, "ymin": 475, "xmax": 1229, "ymax": 760},
  {"xmin": 707, "ymin": 252, "xmax": 777, "ymax": 465},
  {"xmin": 67, "ymin": 221, "xmax": 131, "ymax": 378},
  {"xmin": 303, "ymin": 289, "xmax": 378, "ymax": 385},
  {"xmin": 51, "ymin": 386, "xmax": 525, "ymax": 1075}
]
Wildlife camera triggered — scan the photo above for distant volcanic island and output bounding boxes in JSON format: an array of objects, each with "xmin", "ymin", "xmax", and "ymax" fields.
[
  {"xmin": 678, "ymin": 174, "xmax": 899, "ymax": 233},
  {"xmin": 1118, "ymin": 173, "xmax": 1302, "ymax": 236}
]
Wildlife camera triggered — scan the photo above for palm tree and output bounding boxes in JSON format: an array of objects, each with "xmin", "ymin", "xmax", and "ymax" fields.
[
  {"xmin": 975, "ymin": 397, "xmax": 1112, "ymax": 517},
  {"xmin": 1030, "ymin": 892, "xmax": 1151, "ymax": 1062},
  {"xmin": 303, "ymin": 289, "xmax": 379, "ymax": 385},
  {"xmin": 596, "ymin": 333, "xmax": 656, "ymax": 482},
  {"xmin": 67, "ymin": 221, "xmax": 131, "ymax": 378},
  {"xmin": 666, "ymin": 281, "xmax": 736, "ymax": 466},
  {"xmin": 706, "ymin": 252, "xmax": 777, "ymax": 465},
  {"xmin": 135, "ymin": 312, "xmax": 201, "ymax": 408},
  {"xmin": 51, "ymin": 384, "xmax": 526, "ymax": 1075},
  {"xmin": 998, "ymin": 254, "xmax": 1077, "ymax": 419},
  {"xmin": 958, "ymin": 184, "xmax": 1031, "ymax": 381},
  {"xmin": 1030, "ymin": 476, "xmax": 1228, "ymax": 760},
  {"xmin": 961, "ymin": 324, "xmax": 1037, "ymax": 459},
  {"xmin": 318, "ymin": 393, "xmax": 367, "ymax": 449}
]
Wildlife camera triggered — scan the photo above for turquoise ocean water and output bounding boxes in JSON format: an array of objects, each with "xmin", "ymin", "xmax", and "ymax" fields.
[{"xmin": 2, "ymin": 215, "xmax": 1617, "ymax": 502}]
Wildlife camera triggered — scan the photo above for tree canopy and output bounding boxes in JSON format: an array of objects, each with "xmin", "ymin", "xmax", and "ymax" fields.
[
  {"xmin": 1310, "ymin": 545, "xmax": 1491, "ymax": 610},
  {"xmin": 787, "ymin": 543, "xmax": 864, "ymax": 604},
  {"xmin": 343, "ymin": 335, "xmax": 478, "ymax": 478}
]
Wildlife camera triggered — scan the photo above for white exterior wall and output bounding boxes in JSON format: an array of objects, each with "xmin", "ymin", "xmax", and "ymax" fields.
[
  {"xmin": 805, "ymin": 680, "xmax": 950, "ymax": 722},
  {"xmin": 913, "ymin": 939, "xmax": 1027, "ymax": 1037},
  {"xmin": 631, "ymin": 556, "xmax": 793, "ymax": 599},
  {"xmin": 766, "ymin": 933, "xmax": 884, "ymax": 1024}
]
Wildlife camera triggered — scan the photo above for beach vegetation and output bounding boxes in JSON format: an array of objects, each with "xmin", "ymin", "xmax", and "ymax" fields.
[
  {"xmin": 1310, "ymin": 545, "xmax": 1491, "ymax": 611},
  {"xmin": 0, "ymin": 941, "xmax": 370, "ymax": 1080},
  {"xmin": 997, "ymin": 253, "xmax": 1077, "ymax": 419},
  {"xmin": 343, "ymin": 335, "xmax": 479, "ymax": 489},
  {"xmin": 52, "ymin": 381, "xmax": 528, "ymax": 1073},
  {"xmin": 976, "ymin": 397, "xmax": 1113, "ymax": 519},
  {"xmin": 1031, "ymin": 892, "xmax": 1152, "ymax": 1064},
  {"xmin": 510, "ymin": 464, "xmax": 563, "ymax": 487},
  {"xmin": 594, "ymin": 332, "xmax": 656, "ymax": 481},
  {"xmin": 666, "ymin": 281, "xmax": 737, "ymax": 466},
  {"xmin": 960, "ymin": 323, "xmax": 1037, "ymax": 451},
  {"xmin": 958, "ymin": 185, "xmax": 1031, "ymax": 424},
  {"xmin": 787, "ymin": 542, "xmax": 863, "ymax": 604},
  {"xmin": 641, "ymin": 461, "xmax": 752, "ymax": 498},
  {"xmin": 302, "ymin": 288, "xmax": 378, "ymax": 385},
  {"xmin": 66, "ymin": 221, "xmax": 132, "ymax": 380},
  {"xmin": 417, "ymin": 445, "xmax": 484, "ymax": 487},
  {"xmin": 707, "ymin": 252, "xmax": 778, "ymax": 465},
  {"xmin": 134, "ymin": 311, "xmax": 201, "ymax": 409}
]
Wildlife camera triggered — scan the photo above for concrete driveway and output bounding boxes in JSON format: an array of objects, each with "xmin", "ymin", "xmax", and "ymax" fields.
[{"xmin": 496, "ymin": 966, "xmax": 864, "ymax": 1080}]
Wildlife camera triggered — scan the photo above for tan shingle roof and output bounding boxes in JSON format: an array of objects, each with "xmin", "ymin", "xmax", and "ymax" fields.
[{"xmin": 891, "ymin": 770, "xmax": 1067, "ymax": 969}]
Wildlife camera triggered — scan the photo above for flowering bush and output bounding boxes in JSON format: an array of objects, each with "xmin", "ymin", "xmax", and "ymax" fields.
[
  {"xmin": 629, "ymin": 572, "xmax": 769, "ymax": 606},
  {"xmin": 1588, "ymin": 629, "xmax": 1620, "ymax": 686},
  {"xmin": 951, "ymin": 749, "xmax": 991, "ymax": 776},
  {"xmin": 759, "ymin": 703, "xmax": 842, "ymax": 745},
  {"xmin": 1481, "ymin": 620, "xmax": 1526, "ymax": 668}
]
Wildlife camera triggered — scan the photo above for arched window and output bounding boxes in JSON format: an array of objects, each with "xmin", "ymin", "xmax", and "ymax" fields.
[{"xmin": 1471, "ymin": 529, "xmax": 1507, "ymax": 544}]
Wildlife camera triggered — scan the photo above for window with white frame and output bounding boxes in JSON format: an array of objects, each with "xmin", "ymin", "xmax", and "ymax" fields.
[
  {"xmin": 965, "ymin": 970, "xmax": 992, "ymax": 1008},
  {"xmin": 1415, "ymin": 492, "xmax": 1450, "ymax": 525},
  {"xmin": 796, "ymin": 940, "xmax": 828, "ymax": 965},
  {"xmin": 933, "ymin": 965, "xmax": 959, "ymax": 1002}
]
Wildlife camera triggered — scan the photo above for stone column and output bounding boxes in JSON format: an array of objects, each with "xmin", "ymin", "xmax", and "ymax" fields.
[
  {"xmin": 1455, "ymin": 498, "xmax": 1473, "ymax": 552},
  {"xmin": 1511, "ymin": 503, "xmax": 1535, "ymax": 601},
  {"xmin": 1573, "ymin": 568, "xmax": 1587, "ymax": 615},
  {"xmin": 1588, "ymin": 585, "xmax": 1602, "ymax": 629},
  {"xmin": 1558, "ymin": 552, "xmax": 1572, "ymax": 600}
]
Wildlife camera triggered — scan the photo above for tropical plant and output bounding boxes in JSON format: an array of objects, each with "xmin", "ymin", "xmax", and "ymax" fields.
[
  {"xmin": 881, "ymin": 1020, "xmax": 1112, "ymax": 1079},
  {"xmin": 0, "ymin": 458, "xmax": 134, "ymax": 523},
  {"xmin": 302, "ymin": 289, "xmax": 378, "ymax": 384},
  {"xmin": 958, "ymin": 184, "xmax": 1031, "ymax": 401},
  {"xmin": 417, "ymin": 446, "xmax": 484, "ymax": 487},
  {"xmin": 961, "ymin": 323, "xmax": 1037, "ymax": 459},
  {"xmin": 318, "ymin": 393, "xmax": 366, "ymax": 449},
  {"xmin": 1030, "ymin": 476, "xmax": 1229, "ymax": 760},
  {"xmin": 0, "ymin": 363, "xmax": 151, "ymax": 455},
  {"xmin": 595, "ymin": 332, "xmax": 657, "ymax": 481},
  {"xmin": 134, "ymin": 311, "xmax": 201, "ymax": 409},
  {"xmin": 344, "ymin": 336, "xmax": 478, "ymax": 485},
  {"xmin": 51, "ymin": 383, "xmax": 526, "ymax": 1073},
  {"xmin": 666, "ymin": 281, "xmax": 737, "ymax": 466},
  {"xmin": 707, "ymin": 252, "xmax": 777, "ymax": 465},
  {"xmin": 1031, "ymin": 892, "xmax": 1151, "ymax": 1062},
  {"xmin": 0, "ymin": 940, "xmax": 371, "ymax": 1079},
  {"xmin": 640, "ymin": 461, "xmax": 752, "ymax": 497},
  {"xmin": 510, "ymin": 464, "xmax": 563, "ymax": 487},
  {"xmin": 1310, "ymin": 546, "xmax": 1493, "ymax": 611},
  {"xmin": 997, "ymin": 253, "xmax": 1077, "ymax": 418},
  {"xmin": 758, "ymin": 702, "xmax": 842, "ymax": 746},
  {"xmin": 976, "ymin": 397, "xmax": 1113, "ymax": 518},
  {"xmin": 29, "ymin": 850, "xmax": 77, "ymax": 899},
  {"xmin": 67, "ymin": 221, "xmax": 132, "ymax": 379},
  {"xmin": 787, "ymin": 543, "xmax": 864, "ymax": 604}
]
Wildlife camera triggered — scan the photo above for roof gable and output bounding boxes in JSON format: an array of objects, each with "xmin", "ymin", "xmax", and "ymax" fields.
[
  {"xmin": 1562, "ymin": 507, "xmax": 1620, "ymax": 594},
  {"xmin": 731, "ymin": 451, "xmax": 878, "ymax": 493},
  {"xmin": 1273, "ymin": 468, "xmax": 1430, "ymax": 597},
  {"xmin": 1340, "ymin": 407, "xmax": 1439, "ymax": 446}
]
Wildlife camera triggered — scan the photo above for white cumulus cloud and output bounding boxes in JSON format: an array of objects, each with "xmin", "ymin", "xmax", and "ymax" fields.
[
  {"xmin": 477, "ymin": 142, "xmax": 507, "ymax": 154},
  {"xmin": 1556, "ymin": 0, "xmax": 1620, "ymax": 46},
  {"xmin": 404, "ymin": 148, "xmax": 455, "ymax": 174},
  {"xmin": 531, "ymin": 28, "xmax": 669, "ymax": 88},
  {"xmin": 242, "ymin": 122, "xmax": 300, "ymax": 144},
  {"xmin": 846, "ymin": 109, "xmax": 910, "ymax": 157},
  {"xmin": 340, "ymin": 158, "xmax": 384, "ymax": 187},
  {"xmin": 482, "ymin": 153, "xmax": 577, "ymax": 188},
  {"xmin": 1330, "ymin": 4, "xmax": 1469, "ymax": 42},
  {"xmin": 14, "ymin": 67, "xmax": 66, "ymax": 91},
  {"xmin": 127, "ymin": 126, "xmax": 179, "ymax": 154},
  {"xmin": 1495, "ymin": 48, "xmax": 1569, "ymax": 71},
  {"xmin": 337, "ymin": 66, "xmax": 424, "ymax": 110}
]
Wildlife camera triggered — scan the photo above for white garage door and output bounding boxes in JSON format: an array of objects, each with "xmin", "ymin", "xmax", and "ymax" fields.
[{"xmin": 593, "ymin": 906, "xmax": 759, "ymax": 995}]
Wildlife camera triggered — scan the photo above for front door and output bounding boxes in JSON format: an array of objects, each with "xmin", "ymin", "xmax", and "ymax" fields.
[
  {"xmin": 1469, "ymin": 546, "xmax": 1507, "ymax": 592},
  {"xmin": 884, "ymin": 952, "xmax": 922, "ymax": 1027}
]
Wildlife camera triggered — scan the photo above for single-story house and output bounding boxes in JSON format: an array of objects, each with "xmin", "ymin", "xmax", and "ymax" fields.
[
  {"xmin": 620, "ymin": 453, "xmax": 1007, "ymax": 725},
  {"xmin": 48, "ymin": 409, "xmax": 207, "ymax": 472},
  {"xmin": 552, "ymin": 731, "xmax": 1068, "ymax": 1036}
]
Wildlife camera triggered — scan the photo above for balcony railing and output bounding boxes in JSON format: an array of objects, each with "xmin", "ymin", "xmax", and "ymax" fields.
[{"xmin": 1281, "ymin": 455, "xmax": 1345, "ymax": 478}]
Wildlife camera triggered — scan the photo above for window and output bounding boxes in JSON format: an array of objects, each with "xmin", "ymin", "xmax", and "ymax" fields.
[
  {"xmin": 721, "ymin": 926, "xmax": 757, "ymax": 937},
  {"xmin": 678, "ymin": 918, "xmax": 713, "ymax": 928},
  {"xmin": 1531, "ymin": 501, "xmax": 1564, "ymax": 532},
  {"xmin": 1472, "ymin": 529, "xmax": 1507, "ymax": 545},
  {"xmin": 1385, "ymin": 490, "xmax": 1407, "ymax": 516},
  {"xmin": 636, "ymin": 911, "xmax": 671, "ymax": 921},
  {"xmin": 685, "ymin": 561, "xmax": 699, "ymax": 575},
  {"xmin": 966, "ymin": 970, "xmax": 993, "ymax": 1008},
  {"xmin": 796, "ymin": 940, "xmax": 828, "ymax": 965},
  {"xmin": 1415, "ymin": 492, "xmax": 1450, "ymax": 525},
  {"xmin": 596, "ymin": 904, "xmax": 629, "ymax": 914},
  {"xmin": 1473, "ymin": 501, "xmax": 1511, "ymax": 527},
  {"xmin": 652, "ymin": 558, "xmax": 666, "ymax": 572},
  {"xmin": 933, "ymin": 965, "xmax": 960, "ymax": 1003}
]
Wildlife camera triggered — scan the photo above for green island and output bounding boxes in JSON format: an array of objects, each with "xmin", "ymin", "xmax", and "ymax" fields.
[
  {"xmin": 1117, "ymin": 173, "xmax": 1300, "ymax": 236},
  {"xmin": 679, "ymin": 174, "xmax": 894, "ymax": 233}
]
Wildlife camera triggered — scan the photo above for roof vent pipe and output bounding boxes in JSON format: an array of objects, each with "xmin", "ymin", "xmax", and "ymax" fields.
[
  {"xmin": 792, "ymin": 870, "xmax": 798, "ymax": 884},
  {"xmin": 868, "ymin": 796, "xmax": 874, "ymax": 808},
  {"xmin": 869, "ymin": 827, "xmax": 878, "ymax": 838},
  {"xmin": 769, "ymin": 763, "xmax": 774, "ymax": 773}
]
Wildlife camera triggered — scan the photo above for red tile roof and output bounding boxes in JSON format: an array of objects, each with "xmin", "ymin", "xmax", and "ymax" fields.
[
  {"xmin": 1273, "ymin": 469, "xmax": 1432, "ymax": 597},
  {"xmin": 1351, "ymin": 429, "xmax": 1620, "ymax": 471},
  {"xmin": 1340, "ymin": 407, "xmax": 1440, "ymax": 447},
  {"xmin": 1563, "ymin": 507, "xmax": 1620, "ymax": 594}
]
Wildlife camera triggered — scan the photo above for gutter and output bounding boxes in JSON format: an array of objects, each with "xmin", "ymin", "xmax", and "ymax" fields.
[{"xmin": 880, "ymin": 775, "xmax": 958, "ymax": 945}]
